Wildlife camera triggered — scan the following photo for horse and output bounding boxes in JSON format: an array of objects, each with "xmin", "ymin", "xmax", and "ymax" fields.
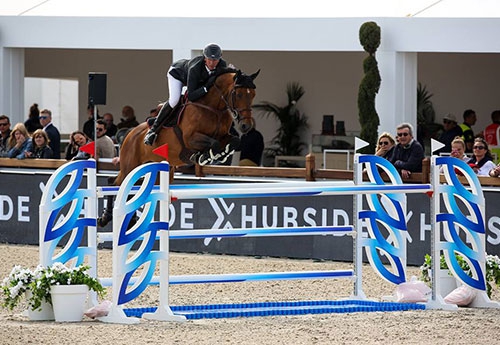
[{"xmin": 97, "ymin": 68, "xmax": 260, "ymax": 227}]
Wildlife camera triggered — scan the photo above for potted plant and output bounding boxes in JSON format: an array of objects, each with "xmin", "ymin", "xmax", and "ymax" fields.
[
  {"xmin": 30, "ymin": 263, "xmax": 105, "ymax": 322},
  {"xmin": 420, "ymin": 253, "xmax": 500, "ymax": 298},
  {"xmin": 252, "ymin": 82, "xmax": 308, "ymax": 166},
  {"xmin": 1, "ymin": 265, "xmax": 55, "ymax": 320}
]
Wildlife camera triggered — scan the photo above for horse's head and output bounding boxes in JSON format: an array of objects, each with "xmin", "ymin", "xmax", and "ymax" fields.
[{"xmin": 229, "ymin": 69, "xmax": 260, "ymax": 134}]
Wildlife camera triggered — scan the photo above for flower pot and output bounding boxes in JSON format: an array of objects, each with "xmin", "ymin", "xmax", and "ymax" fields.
[
  {"xmin": 25, "ymin": 290, "xmax": 54, "ymax": 321},
  {"xmin": 436, "ymin": 269, "xmax": 459, "ymax": 297},
  {"xmin": 50, "ymin": 284, "xmax": 89, "ymax": 322}
]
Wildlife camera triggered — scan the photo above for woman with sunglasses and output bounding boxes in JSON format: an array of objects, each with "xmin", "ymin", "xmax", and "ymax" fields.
[
  {"xmin": 467, "ymin": 137, "xmax": 495, "ymax": 176},
  {"xmin": 375, "ymin": 132, "xmax": 396, "ymax": 160}
]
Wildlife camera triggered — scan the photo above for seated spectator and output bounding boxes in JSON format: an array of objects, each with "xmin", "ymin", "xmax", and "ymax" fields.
[
  {"xmin": 26, "ymin": 129, "xmax": 53, "ymax": 159},
  {"xmin": 117, "ymin": 105, "xmax": 139, "ymax": 130},
  {"xmin": 24, "ymin": 103, "xmax": 42, "ymax": 134},
  {"xmin": 449, "ymin": 136, "xmax": 469, "ymax": 161},
  {"xmin": 69, "ymin": 131, "xmax": 92, "ymax": 161},
  {"xmin": 488, "ymin": 162, "xmax": 500, "ymax": 177},
  {"xmin": 95, "ymin": 119, "xmax": 116, "ymax": 159},
  {"xmin": 437, "ymin": 114, "xmax": 463, "ymax": 154},
  {"xmin": 389, "ymin": 122, "xmax": 425, "ymax": 178},
  {"xmin": 65, "ymin": 131, "xmax": 79, "ymax": 160},
  {"xmin": 39, "ymin": 108, "xmax": 61, "ymax": 159},
  {"xmin": 467, "ymin": 137, "xmax": 496, "ymax": 176},
  {"xmin": 0, "ymin": 114, "xmax": 11, "ymax": 157},
  {"xmin": 375, "ymin": 132, "xmax": 396, "ymax": 160},
  {"xmin": 484, "ymin": 110, "xmax": 500, "ymax": 146},
  {"xmin": 7, "ymin": 123, "xmax": 33, "ymax": 159},
  {"xmin": 239, "ymin": 126, "xmax": 264, "ymax": 166},
  {"xmin": 102, "ymin": 112, "xmax": 118, "ymax": 141}
]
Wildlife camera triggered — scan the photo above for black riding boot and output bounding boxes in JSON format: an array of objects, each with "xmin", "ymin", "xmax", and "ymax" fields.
[{"xmin": 144, "ymin": 103, "xmax": 174, "ymax": 146}]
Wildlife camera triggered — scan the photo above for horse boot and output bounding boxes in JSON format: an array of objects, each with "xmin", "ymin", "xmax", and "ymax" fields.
[{"xmin": 144, "ymin": 103, "xmax": 173, "ymax": 146}]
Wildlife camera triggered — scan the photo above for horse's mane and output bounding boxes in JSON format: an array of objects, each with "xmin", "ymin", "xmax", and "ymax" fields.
[{"xmin": 214, "ymin": 67, "xmax": 257, "ymax": 89}]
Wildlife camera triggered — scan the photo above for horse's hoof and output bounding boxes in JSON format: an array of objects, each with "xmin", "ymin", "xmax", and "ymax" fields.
[{"xmin": 97, "ymin": 211, "xmax": 113, "ymax": 227}]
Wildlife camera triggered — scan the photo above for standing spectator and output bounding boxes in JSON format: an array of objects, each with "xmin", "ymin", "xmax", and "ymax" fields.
[
  {"xmin": 24, "ymin": 103, "xmax": 42, "ymax": 134},
  {"xmin": 389, "ymin": 122, "xmax": 425, "ymax": 178},
  {"xmin": 460, "ymin": 109, "xmax": 477, "ymax": 153},
  {"xmin": 0, "ymin": 115, "xmax": 11, "ymax": 157},
  {"xmin": 437, "ymin": 114, "xmax": 463, "ymax": 154},
  {"xmin": 95, "ymin": 119, "xmax": 116, "ymax": 159},
  {"xmin": 102, "ymin": 112, "xmax": 118, "ymax": 141},
  {"xmin": 117, "ymin": 105, "xmax": 139, "ymax": 130},
  {"xmin": 239, "ymin": 126, "xmax": 264, "ymax": 166},
  {"xmin": 7, "ymin": 123, "xmax": 33, "ymax": 159},
  {"xmin": 26, "ymin": 129, "xmax": 53, "ymax": 159},
  {"xmin": 467, "ymin": 137, "xmax": 495, "ymax": 176},
  {"xmin": 375, "ymin": 132, "xmax": 396, "ymax": 160},
  {"xmin": 70, "ymin": 131, "xmax": 92, "ymax": 161},
  {"xmin": 83, "ymin": 104, "xmax": 100, "ymax": 140},
  {"xmin": 484, "ymin": 110, "xmax": 500, "ymax": 163},
  {"xmin": 39, "ymin": 109, "xmax": 61, "ymax": 159}
]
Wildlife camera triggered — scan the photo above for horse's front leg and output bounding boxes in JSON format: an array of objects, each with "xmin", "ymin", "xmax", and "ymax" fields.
[{"xmin": 194, "ymin": 133, "xmax": 240, "ymax": 166}]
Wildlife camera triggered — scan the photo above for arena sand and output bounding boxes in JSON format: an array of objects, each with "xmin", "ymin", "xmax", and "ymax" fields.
[{"xmin": 1, "ymin": 244, "xmax": 500, "ymax": 345}]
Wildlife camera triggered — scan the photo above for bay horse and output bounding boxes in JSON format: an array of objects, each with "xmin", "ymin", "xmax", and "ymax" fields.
[{"xmin": 98, "ymin": 68, "xmax": 260, "ymax": 227}]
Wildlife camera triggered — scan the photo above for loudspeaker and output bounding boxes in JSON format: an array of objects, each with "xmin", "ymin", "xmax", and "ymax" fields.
[
  {"xmin": 88, "ymin": 73, "xmax": 107, "ymax": 105},
  {"xmin": 322, "ymin": 115, "xmax": 334, "ymax": 135}
]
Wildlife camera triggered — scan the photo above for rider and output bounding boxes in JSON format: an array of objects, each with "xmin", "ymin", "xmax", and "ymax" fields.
[{"xmin": 144, "ymin": 43, "xmax": 228, "ymax": 146}]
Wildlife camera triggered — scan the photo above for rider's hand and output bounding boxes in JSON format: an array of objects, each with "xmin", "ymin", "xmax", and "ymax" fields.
[{"xmin": 206, "ymin": 75, "xmax": 216, "ymax": 89}]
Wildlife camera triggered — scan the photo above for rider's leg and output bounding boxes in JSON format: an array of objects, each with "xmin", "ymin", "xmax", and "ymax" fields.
[{"xmin": 144, "ymin": 72, "xmax": 183, "ymax": 146}]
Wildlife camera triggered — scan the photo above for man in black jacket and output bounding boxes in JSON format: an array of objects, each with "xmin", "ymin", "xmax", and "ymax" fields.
[
  {"xmin": 389, "ymin": 122, "xmax": 424, "ymax": 179},
  {"xmin": 39, "ymin": 109, "xmax": 61, "ymax": 159},
  {"xmin": 144, "ymin": 43, "xmax": 228, "ymax": 146}
]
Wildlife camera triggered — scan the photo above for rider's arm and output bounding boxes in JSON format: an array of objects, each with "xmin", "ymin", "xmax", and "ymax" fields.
[{"xmin": 186, "ymin": 59, "xmax": 209, "ymax": 102}]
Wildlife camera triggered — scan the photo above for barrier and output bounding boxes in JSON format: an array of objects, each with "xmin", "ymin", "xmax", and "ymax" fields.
[{"xmin": 38, "ymin": 152, "xmax": 499, "ymax": 324}]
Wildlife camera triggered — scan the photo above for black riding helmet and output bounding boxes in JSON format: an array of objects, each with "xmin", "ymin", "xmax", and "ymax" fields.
[{"xmin": 203, "ymin": 43, "xmax": 222, "ymax": 60}]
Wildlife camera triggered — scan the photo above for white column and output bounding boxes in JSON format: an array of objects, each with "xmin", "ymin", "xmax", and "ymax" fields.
[
  {"xmin": 0, "ymin": 48, "xmax": 25, "ymax": 123},
  {"xmin": 376, "ymin": 52, "xmax": 418, "ymax": 134}
]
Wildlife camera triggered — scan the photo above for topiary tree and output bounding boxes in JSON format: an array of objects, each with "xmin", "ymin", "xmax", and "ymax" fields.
[{"xmin": 358, "ymin": 21, "xmax": 381, "ymax": 153}]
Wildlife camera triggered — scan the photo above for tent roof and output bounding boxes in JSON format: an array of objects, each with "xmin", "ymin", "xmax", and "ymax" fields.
[{"xmin": 2, "ymin": 0, "xmax": 500, "ymax": 18}]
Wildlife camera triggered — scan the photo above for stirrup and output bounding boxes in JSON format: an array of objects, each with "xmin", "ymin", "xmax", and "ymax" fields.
[{"xmin": 144, "ymin": 131, "xmax": 157, "ymax": 146}]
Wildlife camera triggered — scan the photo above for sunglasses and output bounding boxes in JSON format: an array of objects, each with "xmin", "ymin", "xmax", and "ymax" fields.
[
  {"xmin": 473, "ymin": 146, "xmax": 486, "ymax": 150},
  {"xmin": 39, "ymin": 116, "xmax": 48, "ymax": 120},
  {"xmin": 443, "ymin": 119, "xmax": 453, "ymax": 124},
  {"xmin": 0, "ymin": 123, "xmax": 8, "ymax": 127},
  {"xmin": 96, "ymin": 128, "xmax": 105, "ymax": 132},
  {"xmin": 397, "ymin": 132, "xmax": 409, "ymax": 137},
  {"xmin": 379, "ymin": 141, "xmax": 390, "ymax": 146},
  {"xmin": 34, "ymin": 135, "xmax": 44, "ymax": 139}
]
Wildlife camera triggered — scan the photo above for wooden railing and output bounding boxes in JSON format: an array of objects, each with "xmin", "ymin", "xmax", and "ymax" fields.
[{"xmin": 2, "ymin": 155, "xmax": 500, "ymax": 187}]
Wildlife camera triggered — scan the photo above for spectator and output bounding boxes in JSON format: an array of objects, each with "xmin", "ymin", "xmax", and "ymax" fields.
[
  {"xmin": 39, "ymin": 109, "xmax": 61, "ymax": 159},
  {"xmin": 117, "ymin": 105, "xmax": 139, "ymax": 130},
  {"xmin": 484, "ymin": 110, "xmax": 500, "ymax": 164},
  {"xmin": 95, "ymin": 119, "xmax": 116, "ymax": 159},
  {"xmin": 0, "ymin": 114, "xmax": 11, "ymax": 157},
  {"xmin": 449, "ymin": 136, "xmax": 469, "ymax": 161},
  {"xmin": 484, "ymin": 110, "xmax": 500, "ymax": 146},
  {"xmin": 375, "ymin": 132, "xmax": 396, "ymax": 160},
  {"xmin": 7, "ymin": 123, "xmax": 33, "ymax": 159},
  {"xmin": 437, "ymin": 114, "xmax": 463, "ymax": 154},
  {"xmin": 239, "ymin": 126, "xmax": 264, "ymax": 166},
  {"xmin": 467, "ymin": 137, "xmax": 495, "ymax": 176},
  {"xmin": 69, "ymin": 131, "xmax": 92, "ymax": 161},
  {"xmin": 389, "ymin": 122, "xmax": 425, "ymax": 178},
  {"xmin": 460, "ymin": 109, "xmax": 477, "ymax": 153},
  {"xmin": 488, "ymin": 162, "xmax": 500, "ymax": 178},
  {"xmin": 24, "ymin": 103, "xmax": 42, "ymax": 134},
  {"xmin": 102, "ymin": 112, "xmax": 118, "ymax": 140},
  {"xmin": 83, "ymin": 104, "xmax": 100, "ymax": 140},
  {"xmin": 26, "ymin": 129, "xmax": 53, "ymax": 159}
]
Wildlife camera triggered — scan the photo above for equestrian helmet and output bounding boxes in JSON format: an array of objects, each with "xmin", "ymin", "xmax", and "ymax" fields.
[{"xmin": 203, "ymin": 43, "xmax": 222, "ymax": 60}]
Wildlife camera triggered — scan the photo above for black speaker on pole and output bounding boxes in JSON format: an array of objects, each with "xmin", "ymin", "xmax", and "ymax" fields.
[{"xmin": 88, "ymin": 72, "xmax": 107, "ymax": 105}]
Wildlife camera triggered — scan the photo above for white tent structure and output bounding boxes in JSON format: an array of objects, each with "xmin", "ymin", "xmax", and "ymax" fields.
[{"xmin": 1, "ymin": 0, "xmax": 500, "ymax": 154}]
